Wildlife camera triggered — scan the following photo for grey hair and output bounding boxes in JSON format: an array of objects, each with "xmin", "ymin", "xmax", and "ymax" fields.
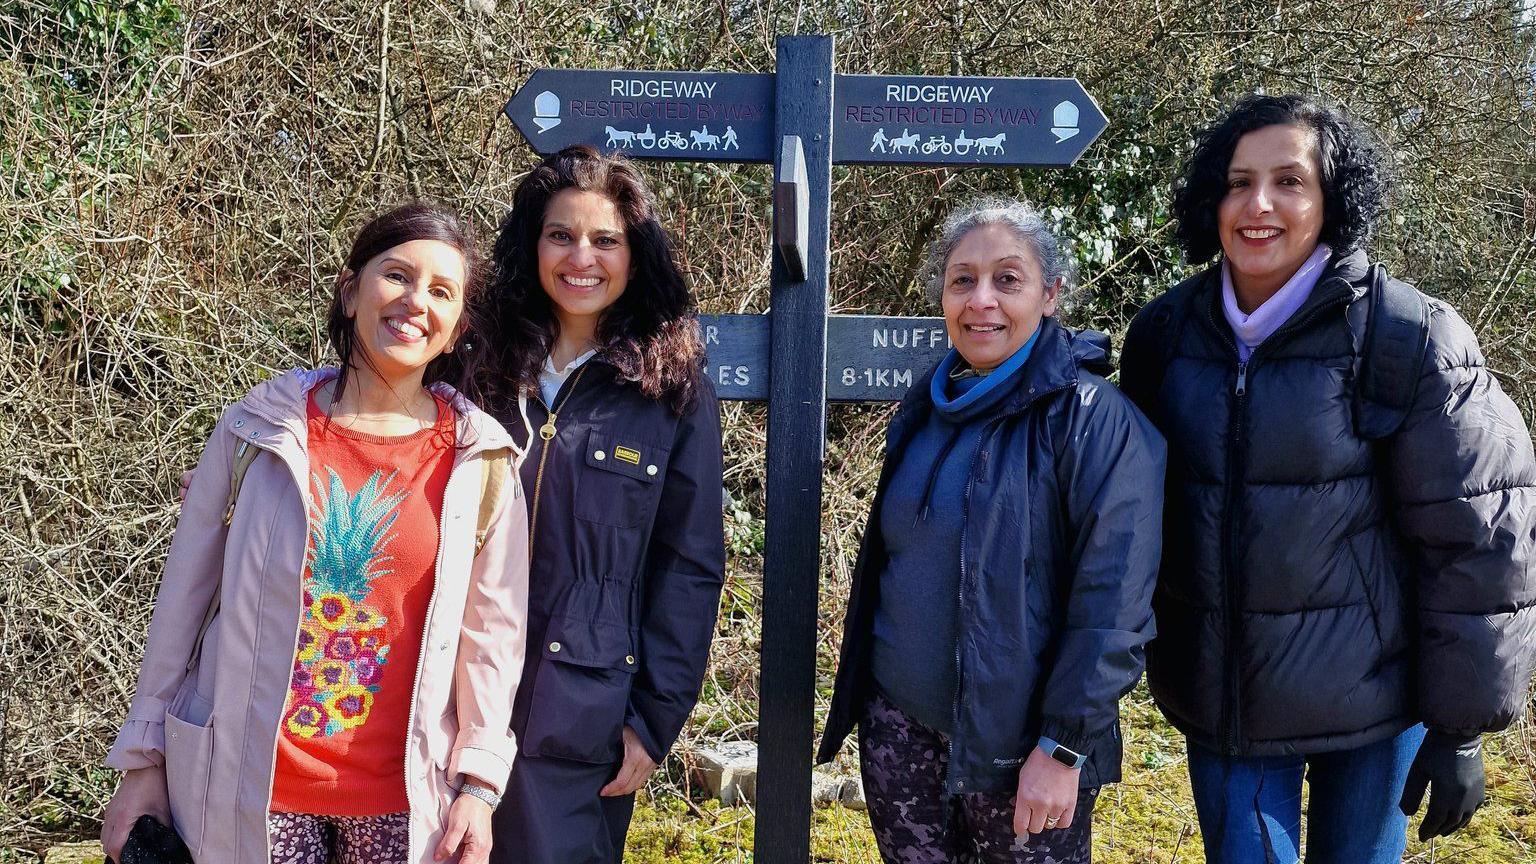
[{"xmin": 919, "ymin": 197, "xmax": 1075, "ymax": 307}]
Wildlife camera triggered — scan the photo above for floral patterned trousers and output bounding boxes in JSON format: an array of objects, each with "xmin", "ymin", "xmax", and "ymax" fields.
[{"xmin": 268, "ymin": 811, "xmax": 408, "ymax": 864}]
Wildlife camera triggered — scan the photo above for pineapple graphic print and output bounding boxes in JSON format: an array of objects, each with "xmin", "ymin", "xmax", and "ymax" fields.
[
  {"xmin": 270, "ymin": 386, "xmax": 453, "ymax": 815},
  {"xmin": 284, "ymin": 468, "xmax": 408, "ymax": 739}
]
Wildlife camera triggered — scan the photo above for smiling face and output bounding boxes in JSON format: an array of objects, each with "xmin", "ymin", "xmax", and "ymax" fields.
[
  {"xmin": 343, "ymin": 238, "xmax": 467, "ymax": 385},
  {"xmin": 941, "ymin": 223, "xmax": 1060, "ymax": 372},
  {"xmin": 537, "ymin": 188, "xmax": 632, "ymax": 339},
  {"xmin": 1218, "ymin": 123, "xmax": 1327, "ymax": 303}
]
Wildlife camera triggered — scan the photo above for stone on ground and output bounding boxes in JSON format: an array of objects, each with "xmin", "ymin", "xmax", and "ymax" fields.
[
  {"xmin": 693, "ymin": 740, "xmax": 760, "ymax": 806},
  {"xmin": 44, "ymin": 842, "xmax": 104, "ymax": 864}
]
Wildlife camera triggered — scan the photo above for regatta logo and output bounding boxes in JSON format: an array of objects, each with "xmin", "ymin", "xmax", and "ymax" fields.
[{"xmin": 614, "ymin": 445, "xmax": 642, "ymax": 465}]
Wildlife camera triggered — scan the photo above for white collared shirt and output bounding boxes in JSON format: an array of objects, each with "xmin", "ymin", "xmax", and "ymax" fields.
[{"xmin": 538, "ymin": 349, "xmax": 598, "ymax": 408}]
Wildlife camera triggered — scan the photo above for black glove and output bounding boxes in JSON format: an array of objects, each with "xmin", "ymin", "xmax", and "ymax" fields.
[{"xmin": 1398, "ymin": 730, "xmax": 1486, "ymax": 842}]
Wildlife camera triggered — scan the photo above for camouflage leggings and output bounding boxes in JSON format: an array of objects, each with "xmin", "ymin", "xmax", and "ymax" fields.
[{"xmin": 859, "ymin": 690, "xmax": 1097, "ymax": 864}]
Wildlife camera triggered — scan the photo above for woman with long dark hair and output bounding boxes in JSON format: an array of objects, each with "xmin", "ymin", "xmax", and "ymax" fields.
[
  {"xmin": 1121, "ymin": 94, "xmax": 1536, "ymax": 863},
  {"xmin": 483, "ymin": 145, "xmax": 725, "ymax": 864},
  {"xmin": 101, "ymin": 202, "xmax": 530, "ymax": 864}
]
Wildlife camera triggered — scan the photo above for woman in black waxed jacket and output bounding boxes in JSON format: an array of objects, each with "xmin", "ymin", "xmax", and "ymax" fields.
[
  {"xmin": 482, "ymin": 146, "xmax": 725, "ymax": 864},
  {"xmin": 1120, "ymin": 95, "xmax": 1536, "ymax": 864},
  {"xmin": 818, "ymin": 197, "xmax": 1165, "ymax": 864}
]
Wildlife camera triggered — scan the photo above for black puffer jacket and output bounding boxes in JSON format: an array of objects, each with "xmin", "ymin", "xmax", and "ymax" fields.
[
  {"xmin": 1120, "ymin": 250, "xmax": 1536, "ymax": 757},
  {"xmin": 819, "ymin": 319, "xmax": 1165, "ymax": 792}
]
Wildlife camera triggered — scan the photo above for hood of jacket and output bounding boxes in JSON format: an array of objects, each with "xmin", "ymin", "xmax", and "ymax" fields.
[{"xmin": 231, "ymin": 367, "xmax": 518, "ymax": 462}]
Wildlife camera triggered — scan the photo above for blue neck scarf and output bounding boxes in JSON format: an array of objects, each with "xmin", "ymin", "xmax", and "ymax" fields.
[{"xmin": 930, "ymin": 325, "xmax": 1042, "ymax": 421}]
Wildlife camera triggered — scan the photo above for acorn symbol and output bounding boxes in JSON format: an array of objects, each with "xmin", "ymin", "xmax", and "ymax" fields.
[
  {"xmin": 533, "ymin": 91, "xmax": 561, "ymax": 133},
  {"xmin": 1051, "ymin": 101, "xmax": 1080, "ymax": 143}
]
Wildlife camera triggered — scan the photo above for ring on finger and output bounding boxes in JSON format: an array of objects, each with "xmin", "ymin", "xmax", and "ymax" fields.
[{"xmin": 1045, "ymin": 816, "xmax": 1060, "ymax": 828}]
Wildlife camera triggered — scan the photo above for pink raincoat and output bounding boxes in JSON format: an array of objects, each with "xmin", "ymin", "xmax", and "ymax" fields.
[{"xmin": 107, "ymin": 368, "xmax": 529, "ymax": 864}]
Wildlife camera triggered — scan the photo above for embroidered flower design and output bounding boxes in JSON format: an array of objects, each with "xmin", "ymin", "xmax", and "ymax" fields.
[
  {"xmin": 323, "ymin": 685, "xmax": 374, "ymax": 732},
  {"xmin": 326, "ymin": 633, "xmax": 361, "ymax": 661},
  {"xmin": 295, "ymin": 620, "xmax": 326, "ymax": 664},
  {"xmin": 312, "ymin": 593, "xmax": 354, "ymax": 631},
  {"xmin": 285, "ymin": 702, "xmax": 325, "ymax": 738},
  {"xmin": 280, "ymin": 469, "xmax": 405, "ymax": 741},
  {"xmin": 353, "ymin": 654, "xmax": 385, "ymax": 688}
]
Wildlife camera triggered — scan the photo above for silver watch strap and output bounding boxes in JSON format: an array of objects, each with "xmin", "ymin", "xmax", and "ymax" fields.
[{"xmin": 459, "ymin": 781, "xmax": 501, "ymax": 809}]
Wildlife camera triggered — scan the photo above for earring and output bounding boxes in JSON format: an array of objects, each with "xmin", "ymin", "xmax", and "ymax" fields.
[{"xmin": 444, "ymin": 343, "xmax": 455, "ymax": 353}]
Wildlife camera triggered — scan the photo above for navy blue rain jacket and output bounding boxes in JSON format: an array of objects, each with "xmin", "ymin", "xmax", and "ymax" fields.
[
  {"xmin": 494, "ymin": 359, "xmax": 726, "ymax": 767},
  {"xmin": 818, "ymin": 318, "xmax": 1166, "ymax": 793}
]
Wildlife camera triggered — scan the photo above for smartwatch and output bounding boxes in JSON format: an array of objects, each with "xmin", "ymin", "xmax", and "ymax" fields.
[{"xmin": 1037, "ymin": 736, "xmax": 1086, "ymax": 770}]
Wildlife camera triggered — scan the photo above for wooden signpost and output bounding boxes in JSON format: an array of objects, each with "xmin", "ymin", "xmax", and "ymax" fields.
[{"xmin": 505, "ymin": 35, "xmax": 1107, "ymax": 864}]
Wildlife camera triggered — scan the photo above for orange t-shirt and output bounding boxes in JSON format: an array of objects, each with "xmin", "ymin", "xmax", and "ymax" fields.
[{"xmin": 269, "ymin": 387, "xmax": 456, "ymax": 815}]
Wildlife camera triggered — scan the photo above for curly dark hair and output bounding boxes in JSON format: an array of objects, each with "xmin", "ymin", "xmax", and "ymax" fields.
[
  {"xmin": 487, "ymin": 145, "xmax": 702, "ymax": 414},
  {"xmin": 326, "ymin": 201, "xmax": 490, "ymax": 406},
  {"xmin": 1172, "ymin": 94, "xmax": 1389, "ymax": 265}
]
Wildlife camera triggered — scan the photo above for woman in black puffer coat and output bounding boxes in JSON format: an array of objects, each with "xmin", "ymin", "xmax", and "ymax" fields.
[{"xmin": 1120, "ymin": 94, "xmax": 1536, "ymax": 864}]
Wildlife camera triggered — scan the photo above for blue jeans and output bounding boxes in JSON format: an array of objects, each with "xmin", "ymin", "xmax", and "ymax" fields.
[{"xmin": 1186, "ymin": 725, "xmax": 1425, "ymax": 864}]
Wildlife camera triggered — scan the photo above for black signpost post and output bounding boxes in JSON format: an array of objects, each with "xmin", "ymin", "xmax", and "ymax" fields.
[{"xmin": 505, "ymin": 35, "xmax": 1107, "ymax": 864}]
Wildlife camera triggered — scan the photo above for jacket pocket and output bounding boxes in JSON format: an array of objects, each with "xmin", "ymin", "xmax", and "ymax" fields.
[
  {"xmin": 521, "ymin": 613, "xmax": 638, "ymax": 764},
  {"xmin": 163, "ymin": 709, "xmax": 214, "ymax": 856},
  {"xmin": 574, "ymin": 430, "xmax": 670, "ymax": 528}
]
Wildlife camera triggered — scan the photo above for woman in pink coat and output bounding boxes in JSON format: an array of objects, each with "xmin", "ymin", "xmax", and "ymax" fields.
[{"xmin": 99, "ymin": 203, "xmax": 530, "ymax": 864}]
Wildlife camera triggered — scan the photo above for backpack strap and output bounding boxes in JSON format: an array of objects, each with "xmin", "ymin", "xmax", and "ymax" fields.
[
  {"xmin": 222, "ymin": 440, "xmax": 261, "ymax": 527},
  {"xmin": 475, "ymin": 448, "xmax": 512, "ymax": 556},
  {"xmin": 1354, "ymin": 263, "xmax": 1430, "ymax": 440},
  {"xmin": 192, "ymin": 437, "xmax": 261, "ymax": 672}
]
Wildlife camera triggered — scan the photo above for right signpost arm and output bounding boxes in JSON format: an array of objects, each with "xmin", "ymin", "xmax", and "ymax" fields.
[{"xmin": 756, "ymin": 34, "xmax": 834, "ymax": 864}]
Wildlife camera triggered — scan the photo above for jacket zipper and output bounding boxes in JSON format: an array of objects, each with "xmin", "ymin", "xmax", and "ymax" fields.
[
  {"xmin": 1220, "ymin": 353, "xmax": 1247, "ymax": 756},
  {"xmin": 250, "ymin": 427, "xmax": 315, "ymax": 864},
  {"xmin": 400, "ymin": 456, "xmax": 459, "ymax": 860},
  {"xmin": 528, "ymin": 366, "xmax": 587, "ymax": 550},
  {"xmin": 949, "ymin": 429, "xmax": 987, "ymax": 792},
  {"xmin": 946, "ymin": 383, "xmax": 1071, "ymax": 791},
  {"xmin": 1205, "ymin": 283, "xmax": 1351, "ymax": 755}
]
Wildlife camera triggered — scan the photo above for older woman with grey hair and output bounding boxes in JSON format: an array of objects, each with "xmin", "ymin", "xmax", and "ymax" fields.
[{"xmin": 818, "ymin": 197, "xmax": 1165, "ymax": 863}]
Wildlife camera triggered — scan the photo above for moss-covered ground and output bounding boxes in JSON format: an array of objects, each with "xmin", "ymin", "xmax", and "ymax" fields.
[
  {"xmin": 627, "ymin": 687, "xmax": 1536, "ymax": 863},
  {"xmin": 27, "ymin": 693, "xmax": 1533, "ymax": 864}
]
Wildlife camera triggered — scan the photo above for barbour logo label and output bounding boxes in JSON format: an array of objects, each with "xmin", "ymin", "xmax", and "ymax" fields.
[{"xmin": 614, "ymin": 445, "xmax": 641, "ymax": 465}]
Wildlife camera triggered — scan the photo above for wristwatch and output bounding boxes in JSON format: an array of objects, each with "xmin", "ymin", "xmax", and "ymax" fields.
[
  {"xmin": 1037, "ymin": 736, "xmax": 1087, "ymax": 770},
  {"xmin": 459, "ymin": 780, "xmax": 502, "ymax": 809}
]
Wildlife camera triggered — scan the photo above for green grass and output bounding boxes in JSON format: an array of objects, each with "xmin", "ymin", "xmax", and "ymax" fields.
[{"xmin": 628, "ymin": 687, "xmax": 1536, "ymax": 863}]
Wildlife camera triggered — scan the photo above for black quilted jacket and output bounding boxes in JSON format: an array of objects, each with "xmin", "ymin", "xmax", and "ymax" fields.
[{"xmin": 1120, "ymin": 249, "xmax": 1536, "ymax": 756}]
